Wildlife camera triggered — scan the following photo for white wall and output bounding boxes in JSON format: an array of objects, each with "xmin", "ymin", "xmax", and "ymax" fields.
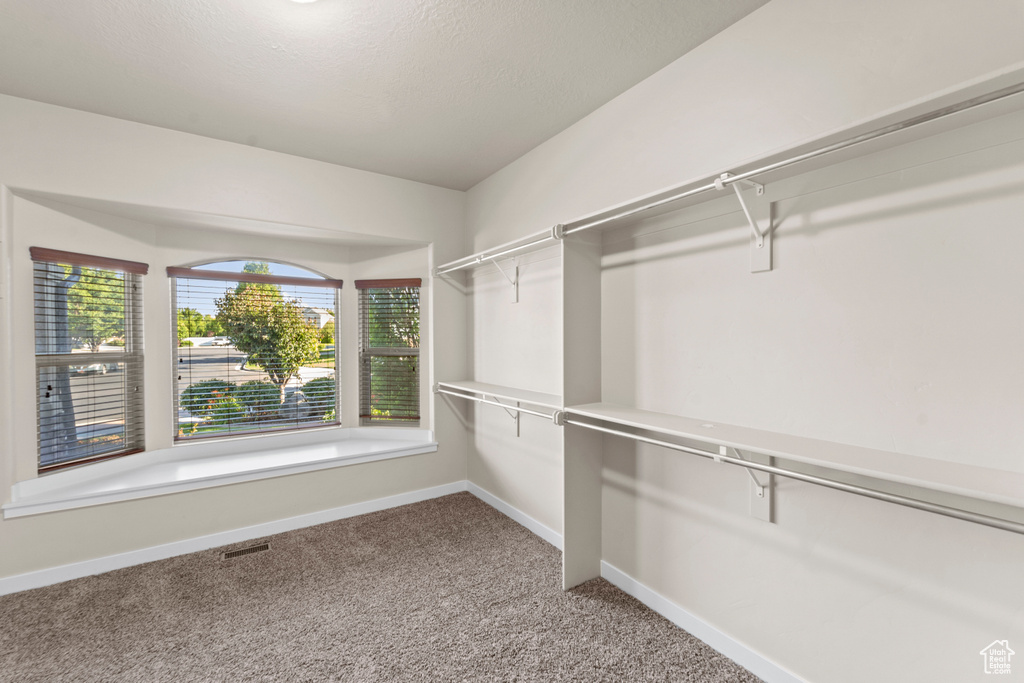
[
  {"xmin": 464, "ymin": 1, "xmax": 1024, "ymax": 681},
  {"xmin": 467, "ymin": 248, "xmax": 563, "ymax": 531},
  {"xmin": 0, "ymin": 95, "xmax": 468, "ymax": 579}
]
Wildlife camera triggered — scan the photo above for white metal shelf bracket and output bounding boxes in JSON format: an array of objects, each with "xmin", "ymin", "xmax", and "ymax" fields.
[
  {"xmin": 720, "ymin": 446, "xmax": 765, "ymax": 496},
  {"xmin": 492, "ymin": 258, "xmax": 519, "ymax": 303},
  {"xmin": 722, "ymin": 446, "xmax": 774, "ymax": 522},
  {"xmin": 491, "ymin": 395, "xmax": 521, "ymax": 435},
  {"xmin": 715, "ymin": 173, "xmax": 773, "ymax": 273}
]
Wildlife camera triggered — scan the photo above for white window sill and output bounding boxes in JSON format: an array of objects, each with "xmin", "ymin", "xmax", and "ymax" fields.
[{"xmin": 3, "ymin": 427, "xmax": 437, "ymax": 519}]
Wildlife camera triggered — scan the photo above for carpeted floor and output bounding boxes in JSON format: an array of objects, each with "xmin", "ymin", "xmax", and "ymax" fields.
[{"xmin": 0, "ymin": 492, "xmax": 762, "ymax": 682}]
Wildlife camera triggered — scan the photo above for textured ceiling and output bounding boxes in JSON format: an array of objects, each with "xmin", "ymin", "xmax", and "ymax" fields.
[{"xmin": 0, "ymin": 0, "xmax": 767, "ymax": 190}]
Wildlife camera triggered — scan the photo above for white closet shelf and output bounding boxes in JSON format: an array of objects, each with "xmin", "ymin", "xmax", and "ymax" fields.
[
  {"xmin": 436, "ymin": 381, "xmax": 561, "ymax": 411},
  {"xmin": 558, "ymin": 76, "xmax": 1024, "ymax": 238},
  {"xmin": 565, "ymin": 403, "xmax": 1024, "ymax": 509}
]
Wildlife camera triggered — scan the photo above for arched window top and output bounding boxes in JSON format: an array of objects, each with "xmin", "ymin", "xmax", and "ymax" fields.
[
  {"xmin": 166, "ymin": 260, "xmax": 342, "ymax": 289},
  {"xmin": 191, "ymin": 259, "xmax": 329, "ymax": 280}
]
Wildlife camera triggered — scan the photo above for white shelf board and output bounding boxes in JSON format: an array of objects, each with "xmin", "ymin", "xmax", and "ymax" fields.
[
  {"xmin": 565, "ymin": 402, "xmax": 1024, "ymax": 509},
  {"xmin": 558, "ymin": 71, "xmax": 1024, "ymax": 236},
  {"xmin": 436, "ymin": 380, "xmax": 562, "ymax": 411},
  {"xmin": 437, "ymin": 72, "xmax": 1024, "ymax": 275}
]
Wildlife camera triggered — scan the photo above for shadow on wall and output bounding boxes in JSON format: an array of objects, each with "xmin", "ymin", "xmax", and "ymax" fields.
[
  {"xmin": 601, "ymin": 437, "xmax": 1024, "ymax": 640},
  {"xmin": 602, "ymin": 159, "xmax": 1024, "ymax": 271}
]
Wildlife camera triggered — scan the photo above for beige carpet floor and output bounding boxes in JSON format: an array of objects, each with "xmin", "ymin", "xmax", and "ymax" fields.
[{"xmin": 0, "ymin": 492, "xmax": 762, "ymax": 682}]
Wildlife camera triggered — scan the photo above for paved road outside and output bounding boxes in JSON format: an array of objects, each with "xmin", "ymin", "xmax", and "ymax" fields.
[{"xmin": 176, "ymin": 345, "xmax": 333, "ymax": 387}]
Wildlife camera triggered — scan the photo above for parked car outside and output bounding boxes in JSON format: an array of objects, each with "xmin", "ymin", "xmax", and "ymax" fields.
[{"xmin": 72, "ymin": 363, "xmax": 107, "ymax": 375}]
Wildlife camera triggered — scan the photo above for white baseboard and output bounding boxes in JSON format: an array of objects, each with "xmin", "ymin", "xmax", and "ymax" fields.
[
  {"xmin": 466, "ymin": 482, "xmax": 563, "ymax": 550},
  {"xmin": 601, "ymin": 561, "xmax": 805, "ymax": 683},
  {"xmin": 0, "ymin": 481, "xmax": 468, "ymax": 597}
]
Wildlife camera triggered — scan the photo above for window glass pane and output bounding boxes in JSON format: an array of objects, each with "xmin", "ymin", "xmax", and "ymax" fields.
[
  {"xmin": 174, "ymin": 261, "xmax": 339, "ymax": 441},
  {"xmin": 37, "ymin": 361, "xmax": 138, "ymax": 468},
  {"xmin": 33, "ymin": 258, "xmax": 144, "ymax": 471},
  {"xmin": 34, "ymin": 265, "xmax": 128, "ymax": 355},
  {"xmin": 359, "ymin": 285, "xmax": 420, "ymax": 424},
  {"xmin": 366, "ymin": 355, "xmax": 419, "ymax": 421},
  {"xmin": 364, "ymin": 288, "xmax": 419, "ymax": 348}
]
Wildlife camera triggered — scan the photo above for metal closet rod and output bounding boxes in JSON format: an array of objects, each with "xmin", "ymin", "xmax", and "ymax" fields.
[
  {"xmin": 435, "ymin": 231, "xmax": 556, "ymax": 276},
  {"xmin": 435, "ymin": 386, "xmax": 557, "ymax": 420},
  {"xmin": 564, "ymin": 417, "xmax": 1024, "ymax": 536}
]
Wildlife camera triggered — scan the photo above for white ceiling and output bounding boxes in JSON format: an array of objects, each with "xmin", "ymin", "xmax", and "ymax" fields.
[{"xmin": 0, "ymin": 0, "xmax": 766, "ymax": 190}]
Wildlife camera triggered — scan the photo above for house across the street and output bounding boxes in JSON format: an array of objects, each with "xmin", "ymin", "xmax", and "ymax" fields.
[{"xmin": 301, "ymin": 307, "xmax": 333, "ymax": 328}]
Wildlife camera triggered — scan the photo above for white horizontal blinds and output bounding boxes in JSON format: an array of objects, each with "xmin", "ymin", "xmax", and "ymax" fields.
[
  {"xmin": 170, "ymin": 264, "xmax": 341, "ymax": 441},
  {"xmin": 357, "ymin": 279, "xmax": 421, "ymax": 424},
  {"xmin": 31, "ymin": 248, "xmax": 147, "ymax": 472}
]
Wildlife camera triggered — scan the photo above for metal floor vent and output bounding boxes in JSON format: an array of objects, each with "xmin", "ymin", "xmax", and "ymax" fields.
[{"xmin": 221, "ymin": 542, "xmax": 270, "ymax": 560}]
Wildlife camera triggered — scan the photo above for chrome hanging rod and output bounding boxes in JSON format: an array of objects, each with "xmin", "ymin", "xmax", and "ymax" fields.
[
  {"xmin": 435, "ymin": 386, "xmax": 557, "ymax": 421},
  {"xmin": 563, "ymin": 417, "xmax": 1024, "ymax": 536},
  {"xmin": 435, "ymin": 226, "xmax": 562, "ymax": 276},
  {"xmin": 561, "ymin": 79, "xmax": 1024, "ymax": 237}
]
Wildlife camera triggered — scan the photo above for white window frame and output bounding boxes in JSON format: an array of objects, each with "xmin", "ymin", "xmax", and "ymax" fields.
[
  {"xmin": 31, "ymin": 247, "xmax": 147, "ymax": 472},
  {"xmin": 168, "ymin": 262, "xmax": 343, "ymax": 442},
  {"xmin": 356, "ymin": 278, "xmax": 422, "ymax": 426}
]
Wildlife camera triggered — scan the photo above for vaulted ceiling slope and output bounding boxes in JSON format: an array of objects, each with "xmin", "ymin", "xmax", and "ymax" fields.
[{"xmin": 0, "ymin": 0, "xmax": 767, "ymax": 190}]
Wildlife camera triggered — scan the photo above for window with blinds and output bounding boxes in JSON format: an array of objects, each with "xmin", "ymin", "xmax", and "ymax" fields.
[
  {"xmin": 169, "ymin": 261, "xmax": 341, "ymax": 441},
  {"xmin": 357, "ymin": 279, "xmax": 421, "ymax": 425},
  {"xmin": 31, "ymin": 248, "xmax": 147, "ymax": 472}
]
